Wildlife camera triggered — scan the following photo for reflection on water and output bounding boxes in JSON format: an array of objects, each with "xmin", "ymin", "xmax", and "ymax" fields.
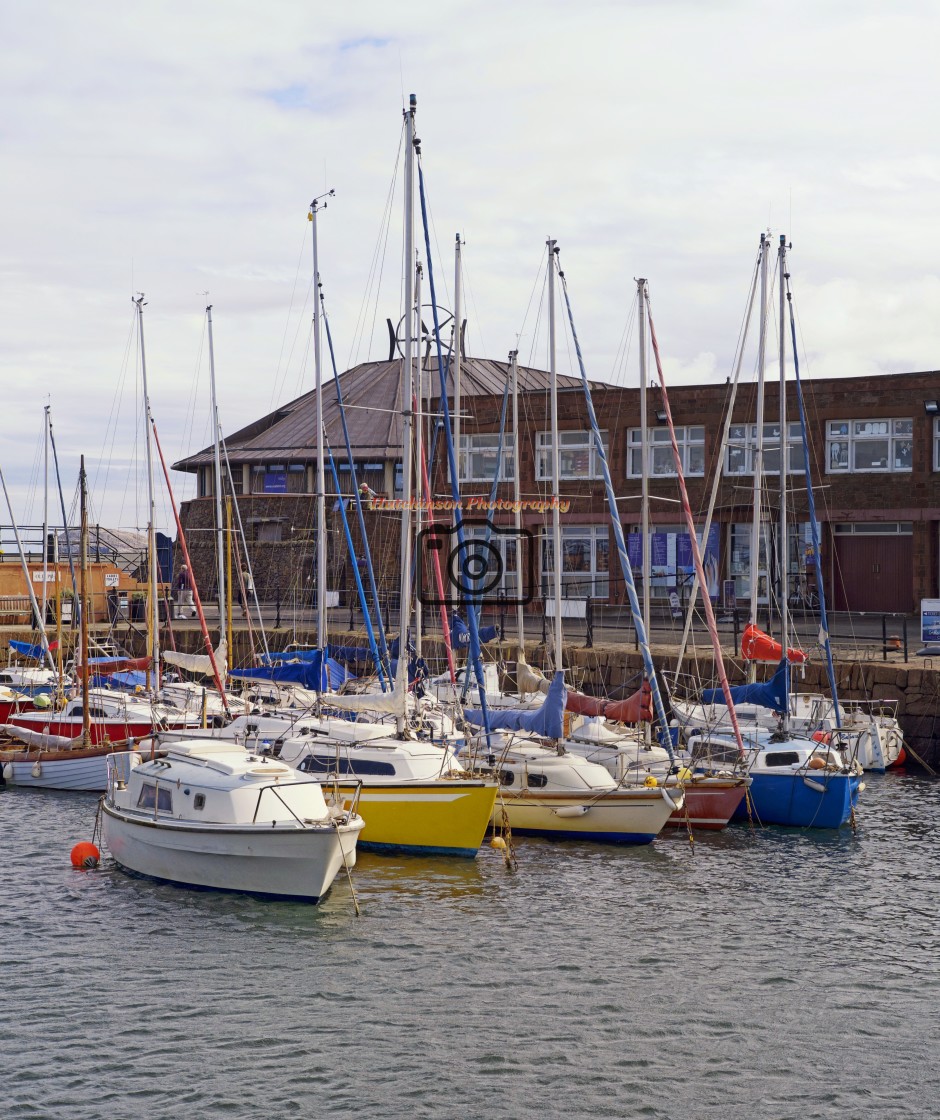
[{"xmin": 2, "ymin": 770, "xmax": 940, "ymax": 1118}]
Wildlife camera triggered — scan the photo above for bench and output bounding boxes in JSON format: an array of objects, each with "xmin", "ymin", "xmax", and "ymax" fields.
[{"xmin": 0, "ymin": 596, "xmax": 33, "ymax": 624}]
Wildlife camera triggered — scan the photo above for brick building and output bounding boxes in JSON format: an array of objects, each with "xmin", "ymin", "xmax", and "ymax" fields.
[{"xmin": 174, "ymin": 360, "xmax": 940, "ymax": 616}]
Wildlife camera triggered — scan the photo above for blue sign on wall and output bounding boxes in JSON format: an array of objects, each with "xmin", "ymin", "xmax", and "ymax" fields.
[{"xmin": 264, "ymin": 470, "xmax": 287, "ymax": 494}]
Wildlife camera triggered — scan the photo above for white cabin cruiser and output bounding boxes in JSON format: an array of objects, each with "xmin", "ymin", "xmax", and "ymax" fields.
[{"xmin": 102, "ymin": 742, "xmax": 364, "ymax": 903}]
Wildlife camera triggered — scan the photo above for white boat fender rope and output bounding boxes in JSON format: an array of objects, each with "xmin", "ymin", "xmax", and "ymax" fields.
[
  {"xmin": 661, "ymin": 788, "xmax": 679, "ymax": 812},
  {"xmin": 552, "ymin": 805, "xmax": 589, "ymax": 817},
  {"xmin": 802, "ymin": 776, "xmax": 827, "ymax": 793}
]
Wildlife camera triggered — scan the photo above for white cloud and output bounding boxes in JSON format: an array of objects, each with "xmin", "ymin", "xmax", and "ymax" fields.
[{"xmin": 2, "ymin": 0, "xmax": 939, "ymax": 527}]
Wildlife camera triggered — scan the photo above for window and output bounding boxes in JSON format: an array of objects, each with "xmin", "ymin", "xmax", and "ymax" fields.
[
  {"xmin": 193, "ymin": 793, "xmax": 206, "ymax": 810},
  {"xmin": 934, "ymin": 419, "xmax": 940, "ymax": 471},
  {"xmin": 724, "ymin": 423, "xmax": 806, "ymax": 475},
  {"xmin": 527, "ymin": 772, "xmax": 548, "ymax": 788},
  {"xmin": 287, "ymin": 464, "xmax": 308, "ymax": 494},
  {"xmin": 536, "ymin": 431, "xmax": 608, "ymax": 480},
  {"xmin": 299, "ymin": 755, "xmax": 397, "ymax": 777},
  {"xmin": 458, "ymin": 433, "xmax": 515, "ymax": 483},
  {"xmin": 826, "ymin": 419, "xmax": 912, "ymax": 473},
  {"xmin": 136, "ymin": 783, "xmax": 173, "ymax": 812},
  {"xmin": 542, "ymin": 525, "xmax": 609, "ymax": 598},
  {"xmin": 764, "ymin": 752, "xmax": 801, "ymax": 768},
  {"xmin": 627, "ymin": 426, "xmax": 705, "ymax": 478},
  {"xmin": 459, "ymin": 525, "xmax": 521, "ymax": 597},
  {"xmin": 251, "ymin": 520, "xmax": 283, "ymax": 544}
]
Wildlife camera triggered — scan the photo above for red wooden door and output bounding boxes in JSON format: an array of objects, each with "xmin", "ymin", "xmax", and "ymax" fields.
[{"xmin": 833, "ymin": 535, "xmax": 913, "ymax": 612}]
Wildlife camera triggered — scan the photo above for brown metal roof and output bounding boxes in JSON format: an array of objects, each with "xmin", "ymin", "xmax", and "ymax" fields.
[{"xmin": 172, "ymin": 356, "xmax": 604, "ymax": 471}]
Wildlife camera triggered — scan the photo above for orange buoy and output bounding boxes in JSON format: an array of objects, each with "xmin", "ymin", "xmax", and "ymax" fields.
[
  {"xmin": 811, "ymin": 730, "xmax": 831, "ymax": 744},
  {"xmin": 70, "ymin": 841, "xmax": 100, "ymax": 869}
]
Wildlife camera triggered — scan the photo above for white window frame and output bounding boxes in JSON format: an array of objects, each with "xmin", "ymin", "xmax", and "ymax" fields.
[
  {"xmin": 536, "ymin": 430, "xmax": 608, "ymax": 481},
  {"xmin": 461, "ymin": 525, "xmax": 520, "ymax": 596},
  {"xmin": 627, "ymin": 426, "xmax": 705, "ymax": 478},
  {"xmin": 541, "ymin": 525, "xmax": 610, "ymax": 599},
  {"xmin": 458, "ymin": 433, "xmax": 515, "ymax": 483},
  {"xmin": 826, "ymin": 418, "xmax": 913, "ymax": 474},
  {"xmin": 723, "ymin": 422, "xmax": 806, "ymax": 476}
]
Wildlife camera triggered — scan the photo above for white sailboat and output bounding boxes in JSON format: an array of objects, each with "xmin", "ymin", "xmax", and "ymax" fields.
[{"xmin": 458, "ymin": 240, "xmax": 680, "ymax": 844}]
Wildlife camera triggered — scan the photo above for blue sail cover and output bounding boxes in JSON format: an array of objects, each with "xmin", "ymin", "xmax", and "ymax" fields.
[
  {"xmin": 10, "ymin": 640, "xmax": 47, "ymax": 661},
  {"xmin": 451, "ymin": 615, "xmax": 498, "ymax": 647},
  {"xmin": 92, "ymin": 670, "xmax": 148, "ymax": 690},
  {"xmin": 464, "ymin": 670, "xmax": 566, "ymax": 738},
  {"xmin": 230, "ymin": 650, "xmax": 352, "ymax": 691},
  {"xmin": 701, "ymin": 659, "xmax": 789, "ymax": 714}
]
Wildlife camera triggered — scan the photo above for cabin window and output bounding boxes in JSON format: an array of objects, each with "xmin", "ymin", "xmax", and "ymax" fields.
[
  {"xmin": 193, "ymin": 794, "xmax": 206, "ymax": 810},
  {"xmin": 497, "ymin": 769, "xmax": 514, "ymax": 787},
  {"xmin": 136, "ymin": 783, "xmax": 173, "ymax": 811},
  {"xmin": 536, "ymin": 430, "xmax": 608, "ymax": 481},
  {"xmin": 764, "ymin": 751, "xmax": 801, "ymax": 767},
  {"xmin": 627, "ymin": 426, "xmax": 705, "ymax": 478},
  {"xmin": 526, "ymin": 772, "xmax": 549, "ymax": 788},
  {"xmin": 826, "ymin": 418, "xmax": 912, "ymax": 473},
  {"xmin": 299, "ymin": 756, "xmax": 396, "ymax": 777}
]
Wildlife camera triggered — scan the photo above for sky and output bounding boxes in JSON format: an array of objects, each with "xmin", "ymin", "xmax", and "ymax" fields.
[{"xmin": 2, "ymin": 0, "xmax": 939, "ymax": 533}]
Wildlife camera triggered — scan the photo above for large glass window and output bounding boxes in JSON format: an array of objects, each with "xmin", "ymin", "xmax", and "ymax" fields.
[
  {"xmin": 251, "ymin": 464, "xmax": 292, "ymax": 493},
  {"xmin": 459, "ymin": 433, "xmax": 515, "ymax": 483},
  {"xmin": 542, "ymin": 526, "xmax": 609, "ymax": 598},
  {"xmin": 627, "ymin": 426, "xmax": 705, "ymax": 478},
  {"xmin": 457, "ymin": 525, "xmax": 521, "ymax": 597},
  {"xmin": 826, "ymin": 418, "xmax": 912, "ymax": 473},
  {"xmin": 536, "ymin": 431, "xmax": 608, "ymax": 480},
  {"xmin": 724, "ymin": 423, "xmax": 806, "ymax": 475},
  {"xmin": 933, "ymin": 418, "xmax": 940, "ymax": 471}
]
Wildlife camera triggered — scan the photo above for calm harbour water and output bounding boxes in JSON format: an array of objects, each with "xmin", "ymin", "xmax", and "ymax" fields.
[{"xmin": 2, "ymin": 771, "xmax": 938, "ymax": 1120}]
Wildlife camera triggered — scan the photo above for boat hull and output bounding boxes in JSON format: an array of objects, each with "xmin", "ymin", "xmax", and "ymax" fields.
[
  {"xmin": 664, "ymin": 779, "xmax": 748, "ymax": 830},
  {"xmin": 102, "ymin": 804, "xmax": 362, "ymax": 903},
  {"xmin": 493, "ymin": 788, "xmax": 678, "ymax": 845},
  {"xmin": 733, "ymin": 771, "xmax": 861, "ymax": 828},
  {"xmin": 7, "ymin": 716, "xmax": 165, "ymax": 743},
  {"xmin": 331, "ymin": 780, "xmax": 498, "ymax": 857},
  {"xmin": 0, "ymin": 746, "xmax": 140, "ymax": 791}
]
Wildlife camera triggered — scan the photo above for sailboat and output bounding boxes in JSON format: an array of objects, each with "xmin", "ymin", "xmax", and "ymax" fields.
[
  {"xmin": 455, "ymin": 240, "xmax": 681, "ymax": 844},
  {"xmin": 551, "ymin": 271, "xmax": 748, "ymax": 830},
  {"xmin": 208, "ymin": 104, "xmax": 497, "ymax": 856},
  {"xmin": 0, "ymin": 459, "xmax": 146, "ymax": 790},
  {"xmin": 663, "ymin": 236, "xmax": 862, "ymax": 827}
]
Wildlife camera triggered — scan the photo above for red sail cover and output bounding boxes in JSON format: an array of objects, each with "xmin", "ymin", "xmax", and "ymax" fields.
[
  {"xmin": 564, "ymin": 679, "xmax": 652, "ymax": 722},
  {"xmin": 741, "ymin": 623, "xmax": 807, "ymax": 664},
  {"xmin": 74, "ymin": 657, "xmax": 151, "ymax": 680}
]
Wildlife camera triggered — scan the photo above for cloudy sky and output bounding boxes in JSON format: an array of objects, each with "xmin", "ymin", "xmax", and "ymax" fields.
[{"xmin": 3, "ymin": 0, "xmax": 938, "ymax": 531}]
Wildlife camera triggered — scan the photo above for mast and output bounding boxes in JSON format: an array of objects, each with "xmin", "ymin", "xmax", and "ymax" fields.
[
  {"xmin": 778, "ymin": 233, "xmax": 790, "ymax": 733},
  {"xmin": 637, "ymin": 279, "xmax": 651, "ymax": 635},
  {"xmin": 79, "ymin": 456, "xmax": 90, "ymax": 748},
  {"xmin": 413, "ymin": 260, "xmax": 423, "ymax": 662},
  {"xmin": 42, "ymin": 406, "xmax": 49, "ymax": 622},
  {"xmin": 452, "ymin": 233, "xmax": 463, "ymax": 500},
  {"xmin": 510, "ymin": 348, "xmax": 525, "ymax": 657},
  {"xmin": 397, "ymin": 93, "xmax": 417, "ymax": 733},
  {"xmin": 310, "ymin": 193, "xmax": 329, "ymax": 659},
  {"xmin": 206, "ymin": 305, "xmax": 226, "ymax": 646},
  {"xmin": 637, "ymin": 279, "xmax": 652, "ymax": 745},
  {"xmin": 134, "ymin": 295, "xmax": 160, "ymax": 692},
  {"xmin": 0, "ymin": 465, "xmax": 57, "ymax": 676},
  {"xmin": 748, "ymin": 233, "xmax": 770, "ymax": 682},
  {"xmin": 547, "ymin": 238, "xmax": 563, "ymax": 676}
]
